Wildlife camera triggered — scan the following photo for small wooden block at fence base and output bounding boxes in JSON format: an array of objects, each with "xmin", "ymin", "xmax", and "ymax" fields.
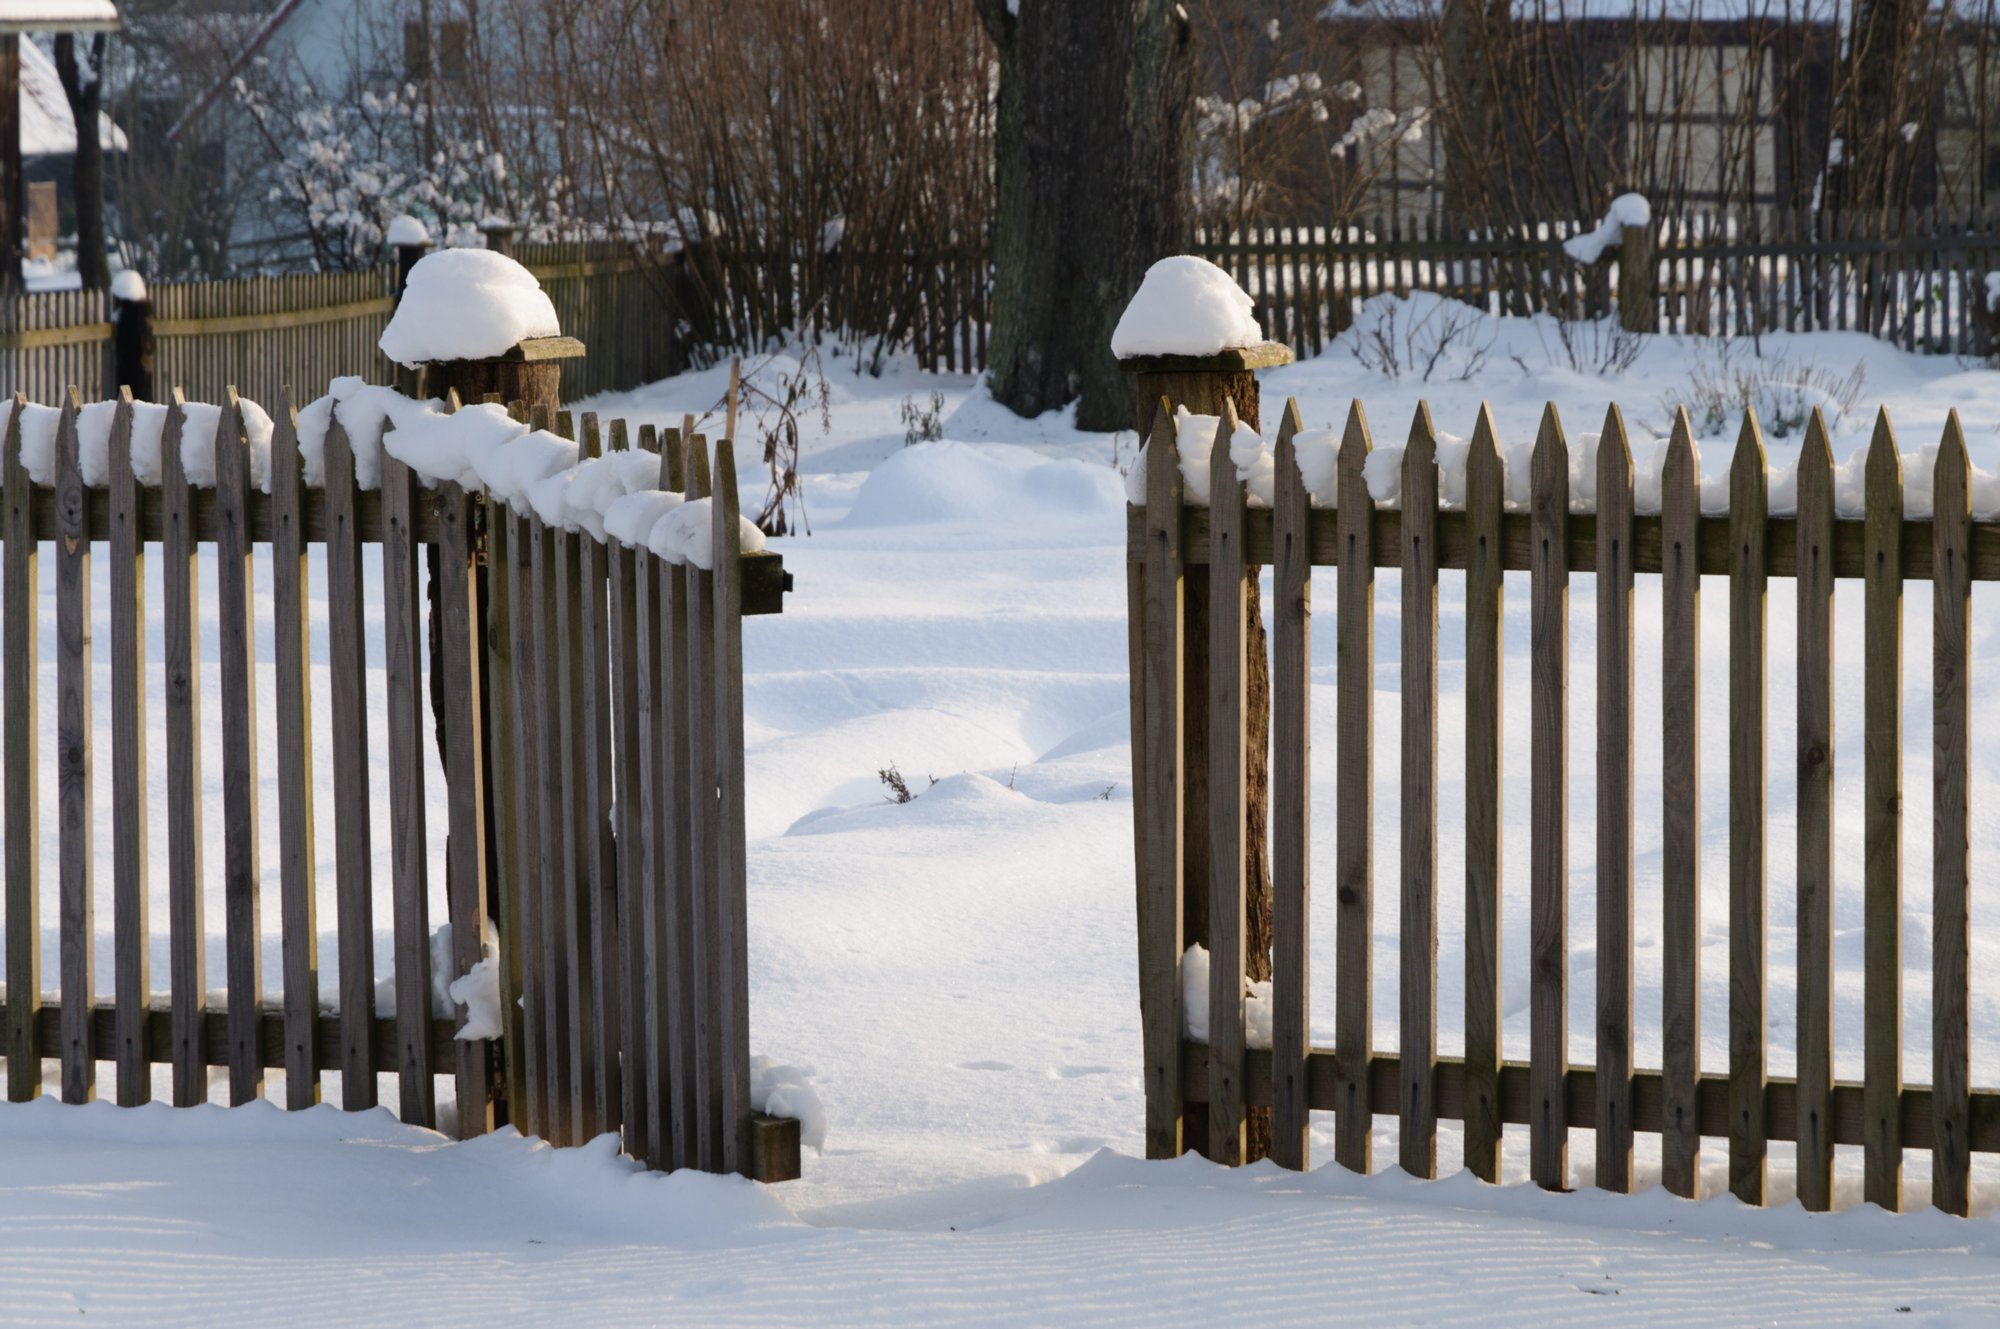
[{"xmin": 748, "ymin": 1113, "xmax": 803, "ymax": 1185}]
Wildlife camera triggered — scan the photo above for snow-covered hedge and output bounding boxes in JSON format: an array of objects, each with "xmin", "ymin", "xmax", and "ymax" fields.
[{"xmin": 1125, "ymin": 403, "xmax": 1995, "ymax": 520}]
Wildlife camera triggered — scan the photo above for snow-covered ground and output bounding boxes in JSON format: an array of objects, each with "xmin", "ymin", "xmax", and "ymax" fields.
[{"xmin": 6, "ymin": 306, "xmax": 2000, "ymax": 1323}]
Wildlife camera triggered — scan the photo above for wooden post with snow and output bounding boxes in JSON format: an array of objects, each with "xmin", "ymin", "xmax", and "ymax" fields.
[
  {"xmin": 1619, "ymin": 220, "xmax": 1657, "ymax": 334},
  {"xmin": 1116, "ymin": 257, "xmax": 1292, "ymax": 1164}
]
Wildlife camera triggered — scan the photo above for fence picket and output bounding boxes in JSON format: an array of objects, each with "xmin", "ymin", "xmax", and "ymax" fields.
[
  {"xmin": 1334, "ymin": 402, "xmax": 1374, "ymax": 1175},
  {"xmin": 1206, "ymin": 407, "xmax": 1249, "ymax": 1168},
  {"xmin": 1399, "ymin": 404, "xmax": 1439, "ymax": 1179},
  {"xmin": 0, "ymin": 396, "xmax": 35, "ymax": 1104},
  {"xmin": 1728, "ymin": 411, "xmax": 1770, "ymax": 1205},
  {"xmin": 1595, "ymin": 407, "xmax": 1635, "ymax": 1193},
  {"xmin": 532, "ymin": 509, "xmax": 573, "ymax": 1143},
  {"xmin": 324, "ymin": 413, "xmax": 375, "ymax": 1108},
  {"xmin": 107, "ymin": 392, "xmax": 148, "ymax": 1106},
  {"xmin": 439, "ymin": 483, "xmax": 494, "ymax": 1137},
  {"xmin": 1529, "ymin": 406, "xmax": 1568, "ymax": 1192},
  {"xmin": 1270, "ymin": 400, "xmax": 1310, "ymax": 1172},
  {"xmin": 1463, "ymin": 407, "xmax": 1505, "ymax": 1184},
  {"xmin": 658, "ymin": 433, "xmax": 697, "ymax": 1169},
  {"xmin": 55, "ymin": 393, "xmax": 93, "ymax": 1104},
  {"xmin": 685, "ymin": 436, "xmax": 722, "ymax": 1169},
  {"xmin": 1863, "ymin": 411, "xmax": 1904, "ymax": 1211},
  {"xmin": 712, "ymin": 438, "xmax": 753, "ymax": 1174},
  {"xmin": 1931, "ymin": 414, "xmax": 1971, "ymax": 1217},
  {"xmin": 608, "ymin": 421, "xmax": 648, "ymax": 1162},
  {"xmin": 1140, "ymin": 403, "xmax": 1186, "ymax": 1161},
  {"xmin": 1795, "ymin": 412, "xmax": 1836, "ymax": 1212},
  {"xmin": 215, "ymin": 392, "xmax": 263, "ymax": 1104},
  {"xmin": 161, "ymin": 397, "xmax": 206, "ymax": 1108},
  {"xmin": 381, "ymin": 445, "xmax": 435, "ymax": 1128},
  {"xmin": 578, "ymin": 416, "xmax": 621, "ymax": 1139},
  {"xmin": 1660, "ymin": 412, "xmax": 1701, "ymax": 1198},
  {"xmin": 269, "ymin": 394, "xmax": 319, "ymax": 1109}
]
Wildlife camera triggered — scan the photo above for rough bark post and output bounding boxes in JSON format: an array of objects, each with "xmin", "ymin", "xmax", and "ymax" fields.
[
  {"xmin": 974, "ymin": 0, "xmax": 1194, "ymax": 430},
  {"xmin": 1123, "ymin": 340, "xmax": 1293, "ymax": 1164},
  {"xmin": 1618, "ymin": 222, "xmax": 1656, "ymax": 334},
  {"xmin": 393, "ymin": 237, "xmax": 432, "ymax": 397},
  {"xmin": 0, "ymin": 35, "xmax": 19, "ymax": 298},
  {"xmin": 53, "ymin": 34, "xmax": 108, "ymax": 290},
  {"xmin": 112, "ymin": 288, "xmax": 153, "ymax": 401}
]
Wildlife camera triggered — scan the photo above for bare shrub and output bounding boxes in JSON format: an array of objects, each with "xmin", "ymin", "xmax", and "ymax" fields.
[
  {"xmin": 1347, "ymin": 293, "xmax": 1494, "ymax": 381},
  {"xmin": 1665, "ymin": 341, "xmax": 1868, "ymax": 438}
]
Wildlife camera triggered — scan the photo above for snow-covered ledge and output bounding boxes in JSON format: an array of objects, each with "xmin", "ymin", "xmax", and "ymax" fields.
[{"xmin": 1111, "ymin": 254, "xmax": 1292, "ymax": 374}]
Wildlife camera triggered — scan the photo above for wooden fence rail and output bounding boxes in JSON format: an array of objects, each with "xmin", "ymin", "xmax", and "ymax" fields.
[
  {"xmin": 0, "ymin": 387, "xmax": 795, "ymax": 1182},
  {"xmin": 1130, "ymin": 392, "xmax": 1994, "ymax": 1216}
]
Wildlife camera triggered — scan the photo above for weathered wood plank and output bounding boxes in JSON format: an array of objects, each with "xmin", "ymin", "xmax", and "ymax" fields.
[
  {"xmin": 1400, "ymin": 404, "xmax": 1439, "ymax": 1179},
  {"xmin": 532, "ymin": 512, "xmax": 573, "ymax": 1143},
  {"xmin": 1932, "ymin": 413, "xmax": 1972, "ymax": 1216},
  {"xmin": 577, "ymin": 415, "xmax": 621, "ymax": 1141},
  {"xmin": 55, "ymin": 393, "xmax": 94, "ymax": 1104},
  {"xmin": 712, "ymin": 437, "xmax": 754, "ymax": 1175},
  {"xmin": 1463, "ymin": 406, "xmax": 1505, "ymax": 1184},
  {"xmin": 685, "ymin": 437, "xmax": 723, "ymax": 1169},
  {"xmin": 1660, "ymin": 411, "xmax": 1701, "ymax": 1198},
  {"xmin": 1269, "ymin": 399, "xmax": 1310, "ymax": 1172},
  {"xmin": 483, "ymin": 493, "xmax": 527, "ymax": 1135},
  {"xmin": 3, "ymin": 397, "xmax": 40, "ymax": 1103},
  {"xmin": 607, "ymin": 424, "xmax": 648, "ymax": 1162},
  {"xmin": 1728, "ymin": 410, "xmax": 1770, "ymax": 1205},
  {"xmin": 269, "ymin": 394, "xmax": 319, "ymax": 1109},
  {"xmin": 438, "ymin": 483, "xmax": 495, "ymax": 1137},
  {"xmin": 107, "ymin": 393, "xmax": 149, "ymax": 1106},
  {"xmin": 1529, "ymin": 405, "xmax": 1568, "ymax": 1192},
  {"xmin": 214, "ymin": 392, "xmax": 263, "ymax": 1104},
  {"xmin": 1206, "ymin": 408, "xmax": 1249, "ymax": 1168},
  {"xmin": 160, "ymin": 396, "xmax": 205, "ymax": 1108},
  {"xmin": 380, "ymin": 447, "xmax": 434, "ymax": 1128},
  {"xmin": 1863, "ymin": 410, "xmax": 1904, "ymax": 1211},
  {"xmin": 1595, "ymin": 407, "xmax": 1635, "ymax": 1192},
  {"xmin": 554, "ymin": 505, "xmax": 596, "ymax": 1137},
  {"xmin": 1333, "ymin": 402, "xmax": 1374, "ymax": 1175},
  {"xmin": 1139, "ymin": 403, "xmax": 1186, "ymax": 1161},
  {"xmin": 1794, "ymin": 411, "xmax": 1836, "ymax": 1211},
  {"xmin": 504, "ymin": 508, "xmax": 543, "ymax": 1140},
  {"xmin": 658, "ymin": 431, "xmax": 698, "ymax": 1168},
  {"xmin": 323, "ymin": 413, "xmax": 375, "ymax": 1108}
]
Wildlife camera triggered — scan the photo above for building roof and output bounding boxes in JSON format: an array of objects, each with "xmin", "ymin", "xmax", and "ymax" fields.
[
  {"xmin": 18, "ymin": 31, "xmax": 127, "ymax": 154},
  {"xmin": 0, "ymin": 1, "xmax": 123, "ymax": 36}
]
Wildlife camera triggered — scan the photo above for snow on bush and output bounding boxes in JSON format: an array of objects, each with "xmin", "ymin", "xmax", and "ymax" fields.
[
  {"xmin": 1110, "ymin": 256, "xmax": 1263, "ymax": 359},
  {"xmin": 750, "ymin": 1056, "xmax": 828, "ymax": 1152},
  {"xmin": 1180, "ymin": 944, "xmax": 1272, "ymax": 1051},
  {"xmin": 428, "ymin": 918, "xmax": 502, "ymax": 1035},
  {"xmin": 378, "ymin": 248, "xmax": 561, "ymax": 368},
  {"xmin": 1562, "ymin": 192, "xmax": 1652, "ymax": 264}
]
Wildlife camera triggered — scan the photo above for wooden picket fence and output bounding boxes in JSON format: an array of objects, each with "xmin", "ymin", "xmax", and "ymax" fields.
[
  {"xmin": 1129, "ymin": 392, "xmax": 1995, "ymax": 1216},
  {"xmin": 1194, "ymin": 209, "xmax": 2000, "ymax": 358},
  {"xmin": 0, "ymin": 387, "xmax": 796, "ymax": 1181}
]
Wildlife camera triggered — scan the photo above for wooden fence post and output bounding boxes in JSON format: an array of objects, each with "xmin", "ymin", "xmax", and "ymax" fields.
[
  {"xmin": 1529, "ymin": 405, "xmax": 1569, "ymax": 1192},
  {"xmin": 1334, "ymin": 401, "xmax": 1374, "ymax": 1175},
  {"xmin": 1862, "ymin": 410, "xmax": 1904, "ymax": 1211},
  {"xmin": 1269, "ymin": 399, "xmax": 1311, "ymax": 1173},
  {"xmin": 1619, "ymin": 222, "xmax": 1657, "ymax": 333},
  {"xmin": 1728, "ymin": 411, "xmax": 1770, "ymax": 1206}
]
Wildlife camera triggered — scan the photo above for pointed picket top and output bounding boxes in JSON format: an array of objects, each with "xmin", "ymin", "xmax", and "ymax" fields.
[
  {"xmin": 270, "ymin": 386, "xmax": 302, "ymax": 493},
  {"xmin": 1731, "ymin": 407, "xmax": 1768, "ymax": 514},
  {"xmin": 1404, "ymin": 401, "xmax": 1437, "ymax": 499},
  {"xmin": 1531, "ymin": 402, "xmax": 1566, "ymax": 513},
  {"xmin": 1145, "ymin": 396, "xmax": 1181, "ymax": 513},
  {"xmin": 1598, "ymin": 403, "xmax": 1633, "ymax": 506},
  {"xmin": 713, "ymin": 436, "xmax": 742, "ymax": 570},
  {"xmin": 160, "ymin": 388, "xmax": 187, "ymax": 492},
  {"xmin": 1337, "ymin": 399, "xmax": 1372, "ymax": 506},
  {"xmin": 1209, "ymin": 398, "xmax": 1242, "ymax": 515},
  {"xmin": 1866, "ymin": 407, "xmax": 1902, "ymax": 493},
  {"xmin": 1469, "ymin": 402, "xmax": 1501, "ymax": 470},
  {"xmin": 1341, "ymin": 398, "xmax": 1372, "ymax": 462},
  {"xmin": 1935, "ymin": 410, "xmax": 1970, "ymax": 519},
  {"xmin": 661, "ymin": 425, "xmax": 685, "ymax": 492},
  {"xmin": 1799, "ymin": 408, "xmax": 1835, "ymax": 500},
  {"xmin": 1273, "ymin": 396, "xmax": 1304, "ymax": 515}
]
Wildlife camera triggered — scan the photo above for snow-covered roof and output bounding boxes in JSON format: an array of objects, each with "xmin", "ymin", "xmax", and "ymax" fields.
[
  {"xmin": 0, "ymin": 0, "xmax": 122, "ymax": 35},
  {"xmin": 17, "ymin": 31, "xmax": 126, "ymax": 155}
]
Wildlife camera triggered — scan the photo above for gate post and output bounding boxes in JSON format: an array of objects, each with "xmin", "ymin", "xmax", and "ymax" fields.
[{"xmin": 1120, "ymin": 336, "xmax": 1291, "ymax": 1163}]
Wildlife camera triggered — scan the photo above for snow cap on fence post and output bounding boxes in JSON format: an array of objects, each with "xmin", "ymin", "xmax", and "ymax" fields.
[
  {"xmin": 378, "ymin": 246, "xmax": 582, "ymax": 414},
  {"xmin": 110, "ymin": 268, "xmax": 153, "ymax": 403}
]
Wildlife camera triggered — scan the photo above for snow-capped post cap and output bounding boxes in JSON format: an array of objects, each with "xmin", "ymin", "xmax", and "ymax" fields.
[
  {"xmin": 378, "ymin": 247, "xmax": 583, "ymax": 413},
  {"xmin": 1111, "ymin": 255, "xmax": 1293, "ymax": 372},
  {"xmin": 110, "ymin": 269, "xmax": 147, "ymax": 303},
  {"xmin": 386, "ymin": 214, "xmax": 431, "ymax": 249}
]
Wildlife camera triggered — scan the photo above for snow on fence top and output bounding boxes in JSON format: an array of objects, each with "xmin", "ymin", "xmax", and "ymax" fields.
[
  {"xmin": 1111, "ymin": 255, "xmax": 1264, "ymax": 359},
  {"xmin": 1561, "ymin": 192, "xmax": 1652, "ymax": 264},
  {"xmin": 1125, "ymin": 401, "xmax": 1994, "ymax": 520},
  {"xmin": 385, "ymin": 214, "xmax": 432, "ymax": 248},
  {"xmin": 3, "ymin": 383, "xmax": 764, "ymax": 570},
  {"xmin": 377, "ymin": 248, "xmax": 562, "ymax": 368}
]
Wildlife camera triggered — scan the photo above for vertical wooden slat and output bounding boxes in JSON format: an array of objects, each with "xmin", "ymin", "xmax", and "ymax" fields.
[
  {"xmin": 553, "ymin": 475, "xmax": 596, "ymax": 1138},
  {"xmin": 1728, "ymin": 410, "xmax": 1769, "ymax": 1206},
  {"xmin": 439, "ymin": 482, "xmax": 494, "ymax": 1138},
  {"xmin": 658, "ymin": 432, "xmax": 697, "ymax": 1168},
  {"xmin": 1333, "ymin": 401, "xmax": 1374, "ymax": 1175},
  {"xmin": 108, "ymin": 393, "xmax": 148, "ymax": 1106},
  {"xmin": 215, "ymin": 391, "xmax": 263, "ymax": 1104},
  {"xmin": 608, "ymin": 421, "xmax": 649, "ymax": 1163},
  {"xmin": 684, "ymin": 437, "xmax": 722, "ymax": 1169},
  {"xmin": 483, "ymin": 481, "xmax": 527, "ymax": 1134},
  {"xmin": 505, "ymin": 504, "xmax": 543, "ymax": 1140},
  {"xmin": 711, "ymin": 437, "xmax": 753, "ymax": 1175},
  {"xmin": 1863, "ymin": 410, "xmax": 1903, "ymax": 1212},
  {"xmin": 269, "ymin": 393, "xmax": 319, "ymax": 1109},
  {"xmin": 1270, "ymin": 399, "xmax": 1310, "ymax": 1172},
  {"xmin": 1462, "ymin": 406, "xmax": 1505, "ymax": 1184},
  {"xmin": 1794, "ymin": 410, "xmax": 1836, "ymax": 1212},
  {"xmin": 380, "ymin": 445, "xmax": 434, "ymax": 1128},
  {"xmin": 1528, "ymin": 404, "xmax": 1568, "ymax": 1192},
  {"xmin": 1660, "ymin": 410, "xmax": 1701, "ymax": 1198},
  {"xmin": 1399, "ymin": 403, "xmax": 1439, "ymax": 1179},
  {"xmin": 1931, "ymin": 413, "xmax": 1971, "ymax": 1217},
  {"xmin": 161, "ymin": 397, "xmax": 205, "ymax": 1108},
  {"xmin": 1139, "ymin": 402, "xmax": 1186, "ymax": 1161},
  {"xmin": 323, "ymin": 413, "xmax": 375, "ymax": 1108},
  {"xmin": 579, "ymin": 416, "xmax": 621, "ymax": 1140},
  {"xmin": 1, "ymin": 397, "xmax": 37, "ymax": 1104},
  {"xmin": 55, "ymin": 392, "xmax": 93, "ymax": 1104},
  {"xmin": 1206, "ymin": 407, "xmax": 1249, "ymax": 1168},
  {"xmin": 531, "ymin": 509, "xmax": 573, "ymax": 1143},
  {"xmin": 1595, "ymin": 406, "xmax": 1635, "ymax": 1192}
]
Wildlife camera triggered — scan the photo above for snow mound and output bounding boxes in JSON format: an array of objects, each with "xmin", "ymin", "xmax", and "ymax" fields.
[
  {"xmin": 1180, "ymin": 944, "xmax": 1272, "ymax": 1051},
  {"xmin": 846, "ymin": 440, "xmax": 1126, "ymax": 530},
  {"xmin": 1563, "ymin": 192, "xmax": 1652, "ymax": 263},
  {"xmin": 295, "ymin": 378, "xmax": 441, "ymax": 491},
  {"xmin": 386, "ymin": 214, "xmax": 432, "ymax": 247},
  {"xmin": 1111, "ymin": 255, "xmax": 1263, "ymax": 359},
  {"xmin": 378, "ymin": 248, "xmax": 561, "ymax": 368},
  {"xmin": 644, "ymin": 496, "xmax": 767, "ymax": 570},
  {"xmin": 110, "ymin": 269, "xmax": 147, "ymax": 303},
  {"xmin": 751, "ymin": 1056, "xmax": 828, "ymax": 1152},
  {"xmin": 1122, "ymin": 406, "xmax": 1267, "ymax": 507},
  {"xmin": 381, "ymin": 400, "xmax": 530, "ymax": 490}
]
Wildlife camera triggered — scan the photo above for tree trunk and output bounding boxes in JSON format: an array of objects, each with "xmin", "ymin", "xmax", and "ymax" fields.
[
  {"xmin": 976, "ymin": 0, "xmax": 1193, "ymax": 431},
  {"xmin": 1439, "ymin": 0, "xmax": 1512, "ymax": 227},
  {"xmin": 54, "ymin": 34, "xmax": 109, "ymax": 290},
  {"xmin": 1828, "ymin": 0, "xmax": 1925, "ymax": 222}
]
